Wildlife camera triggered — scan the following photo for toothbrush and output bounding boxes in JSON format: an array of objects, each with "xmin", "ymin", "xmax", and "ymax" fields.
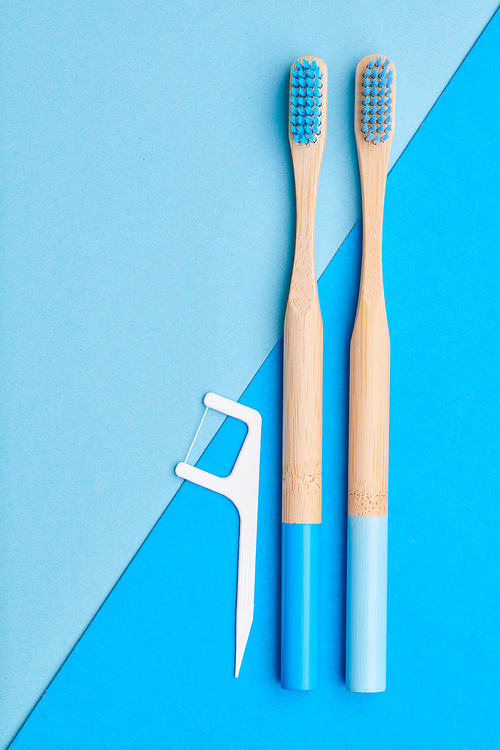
[
  {"xmin": 346, "ymin": 54, "xmax": 396, "ymax": 692},
  {"xmin": 281, "ymin": 56, "xmax": 327, "ymax": 691}
]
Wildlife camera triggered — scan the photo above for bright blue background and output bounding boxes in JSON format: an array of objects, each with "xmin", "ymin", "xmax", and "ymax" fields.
[{"xmin": 7, "ymin": 10, "xmax": 500, "ymax": 747}]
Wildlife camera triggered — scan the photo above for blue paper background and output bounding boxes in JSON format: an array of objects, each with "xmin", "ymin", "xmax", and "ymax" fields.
[
  {"xmin": 7, "ymin": 9, "xmax": 500, "ymax": 747},
  {"xmin": 1, "ymin": 0, "xmax": 499, "ymax": 746}
]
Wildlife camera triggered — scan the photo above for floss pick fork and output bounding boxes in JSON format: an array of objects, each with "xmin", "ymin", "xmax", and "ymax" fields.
[{"xmin": 175, "ymin": 392, "xmax": 261, "ymax": 677}]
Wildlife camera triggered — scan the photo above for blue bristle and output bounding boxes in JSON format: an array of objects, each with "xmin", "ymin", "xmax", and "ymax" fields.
[
  {"xmin": 360, "ymin": 57, "xmax": 394, "ymax": 145},
  {"xmin": 290, "ymin": 59, "xmax": 323, "ymax": 145}
]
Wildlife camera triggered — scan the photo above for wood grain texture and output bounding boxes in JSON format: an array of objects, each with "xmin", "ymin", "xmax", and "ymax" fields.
[
  {"xmin": 348, "ymin": 55, "xmax": 396, "ymax": 517},
  {"xmin": 282, "ymin": 57, "xmax": 327, "ymax": 524}
]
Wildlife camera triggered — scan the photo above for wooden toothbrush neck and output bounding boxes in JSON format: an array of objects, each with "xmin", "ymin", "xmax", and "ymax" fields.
[
  {"xmin": 358, "ymin": 153, "xmax": 389, "ymax": 303},
  {"xmin": 292, "ymin": 144, "xmax": 323, "ymax": 225}
]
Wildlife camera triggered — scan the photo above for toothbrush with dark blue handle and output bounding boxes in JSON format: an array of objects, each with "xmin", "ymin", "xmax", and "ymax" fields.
[{"xmin": 282, "ymin": 56, "xmax": 327, "ymax": 691}]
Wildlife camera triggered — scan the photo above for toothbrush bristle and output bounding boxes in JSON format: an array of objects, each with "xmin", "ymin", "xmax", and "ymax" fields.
[
  {"xmin": 289, "ymin": 58, "xmax": 323, "ymax": 144},
  {"xmin": 360, "ymin": 56, "xmax": 394, "ymax": 145}
]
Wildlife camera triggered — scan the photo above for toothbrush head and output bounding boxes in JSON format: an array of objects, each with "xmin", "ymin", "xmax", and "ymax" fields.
[
  {"xmin": 289, "ymin": 57, "xmax": 326, "ymax": 145},
  {"xmin": 357, "ymin": 55, "xmax": 395, "ymax": 146}
]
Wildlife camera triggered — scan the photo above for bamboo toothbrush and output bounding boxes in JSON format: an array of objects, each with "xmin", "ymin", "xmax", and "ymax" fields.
[
  {"xmin": 346, "ymin": 54, "xmax": 396, "ymax": 692},
  {"xmin": 281, "ymin": 56, "xmax": 327, "ymax": 691}
]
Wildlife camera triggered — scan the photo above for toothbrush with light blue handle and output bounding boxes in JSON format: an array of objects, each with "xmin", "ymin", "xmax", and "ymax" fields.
[
  {"xmin": 347, "ymin": 54, "xmax": 396, "ymax": 692},
  {"xmin": 281, "ymin": 56, "xmax": 327, "ymax": 691}
]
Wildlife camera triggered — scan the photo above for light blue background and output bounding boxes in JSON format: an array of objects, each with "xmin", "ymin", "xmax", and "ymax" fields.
[
  {"xmin": 8, "ymin": 11, "xmax": 500, "ymax": 742},
  {"xmin": 1, "ymin": 1, "xmax": 499, "ymax": 746}
]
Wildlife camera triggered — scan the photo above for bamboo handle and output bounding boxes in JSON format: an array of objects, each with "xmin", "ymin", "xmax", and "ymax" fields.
[
  {"xmin": 282, "ymin": 57, "xmax": 327, "ymax": 526},
  {"xmin": 348, "ymin": 153, "xmax": 391, "ymax": 517},
  {"xmin": 283, "ymin": 286, "xmax": 323, "ymax": 523},
  {"xmin": 348, "ymin": 54, "xmax": 395, "ymax": 517},
  {"xmin": 348, "ymin": 295, "xmax": 390, "ymax": 516}
]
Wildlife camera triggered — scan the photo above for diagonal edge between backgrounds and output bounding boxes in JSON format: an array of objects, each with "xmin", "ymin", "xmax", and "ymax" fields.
[
  {"xmin": 6, "ymin": 7, "xmax": 499, "ymax": 747},
  {"xmin": 236, "ymin": 1, "xmax": 500, "ymax": 412},
  {"xmin": 320, "ymin": 1, "xmax": 500, "ymax": 278}
]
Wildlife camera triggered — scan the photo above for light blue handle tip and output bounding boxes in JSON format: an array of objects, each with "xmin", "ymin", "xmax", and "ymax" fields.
[{"xmin": 346, "ymin": 515, "xmax": 388, "ymax": 692}]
